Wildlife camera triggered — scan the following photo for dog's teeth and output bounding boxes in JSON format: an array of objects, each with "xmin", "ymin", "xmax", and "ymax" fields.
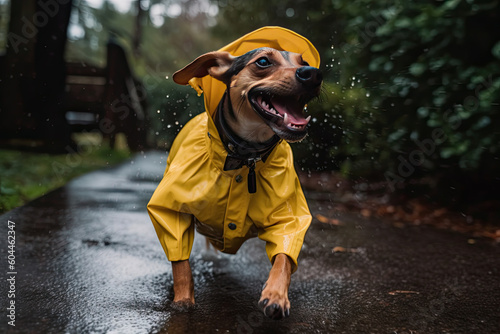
[
  {"xmin": 284, "ymin": 113, "xmax": 289, "ymax": 123},
  {"xmin": 305, "ymin": 115, "xmax": 311, "ymax": 122}
]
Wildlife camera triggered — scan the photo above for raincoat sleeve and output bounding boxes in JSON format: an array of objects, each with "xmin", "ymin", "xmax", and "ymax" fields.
[
  {"xmin": 253, "ymin": 143, "xmax": 312, "ymax": 273},
  {"xmin": 147, "ymin": 119, "xmax": 198, "ymax": 262},
  {"xmin": 257, "ymin": 192, "xmax": 311, "ymax": 273},
  {"xmin": 148, "ymin": 203, "xmax": 195, "ymax": 262}
]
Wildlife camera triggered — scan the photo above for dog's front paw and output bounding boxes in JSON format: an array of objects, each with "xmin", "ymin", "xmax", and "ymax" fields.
[
  {"xmin": 258, "ymin": 284, "xmax": 290, "ymax": 320},
  {"xmin": 171, "ymin": 298, "xmax": 196, "ymax": 311}
]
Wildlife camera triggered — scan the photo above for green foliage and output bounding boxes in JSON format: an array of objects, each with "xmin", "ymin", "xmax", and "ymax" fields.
[
  {"xmin": 146, "ymin": 77, "xmax": 205, "ymax": 148},
  {"xmin": 0, "ymin": 147, "xmax": 130, "ymax": 214},
  {"xmin": 354, "ymin": 0, "xmax": 500, "ymax": 177},
  {"xmin": 68, "ymin": 0, "xmax": 219, "ymax": 70},
  {"xmin": 215, "ymin": 0, "xmax": 500, "ymax": 179}
]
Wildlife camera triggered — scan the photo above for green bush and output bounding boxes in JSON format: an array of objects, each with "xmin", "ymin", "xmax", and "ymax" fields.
[
  {"xmin": 353, "ymin": 0, "xmax": 500, "ymax": 181},
  {"xmin": 145, "ymin": 77, "xmax": 205, "ymax": 149},
  {"xmin": 286, "ymin": 0, "xmax": 500, "ymax": 185}
]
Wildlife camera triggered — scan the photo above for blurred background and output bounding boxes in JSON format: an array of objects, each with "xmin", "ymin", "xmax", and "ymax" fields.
[{"xmin": 0, "ymin": 0, "xmax": 499, "ymax": 235}]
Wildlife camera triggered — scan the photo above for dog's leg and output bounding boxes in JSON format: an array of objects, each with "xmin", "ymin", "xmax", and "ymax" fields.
[
  {"xmin": 172, "ymin": 259, "xmax": 195, "ymax": 305},
  {"xmin": 258, "ymin": 253, "xmax": 292, "ymax": 320}
]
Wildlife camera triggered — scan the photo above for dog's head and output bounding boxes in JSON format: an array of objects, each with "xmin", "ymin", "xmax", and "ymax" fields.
[{"xmin": 173, "ymin": 47, "xmax": 322, "ymax": 143}]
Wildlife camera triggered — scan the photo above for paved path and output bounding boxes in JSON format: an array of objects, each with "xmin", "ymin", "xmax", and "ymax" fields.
[{"xmin": 1, "ymin": 151, "xmax": 499, "ymax": 333}]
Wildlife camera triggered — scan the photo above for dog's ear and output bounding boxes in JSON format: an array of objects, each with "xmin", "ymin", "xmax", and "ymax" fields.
[{"xmin": 173, "ymin": 51, "xmax": 235, "ymax": 85}]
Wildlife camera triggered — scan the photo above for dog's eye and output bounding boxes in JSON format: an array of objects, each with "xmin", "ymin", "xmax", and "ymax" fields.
[{"xmin": 255, "ymin": 57, "xmax": 272, "ymax": 68}]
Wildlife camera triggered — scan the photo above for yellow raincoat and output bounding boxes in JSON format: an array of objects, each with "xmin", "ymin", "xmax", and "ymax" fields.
[{"xmin": 147, "ymin": 27, "xmax": 320, "ymax": 272}]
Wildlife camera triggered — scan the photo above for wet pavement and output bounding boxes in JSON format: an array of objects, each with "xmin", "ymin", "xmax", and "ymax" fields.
[{"xmin": 1, "ymin": 150, "xmax": 499, "ymax": 334}]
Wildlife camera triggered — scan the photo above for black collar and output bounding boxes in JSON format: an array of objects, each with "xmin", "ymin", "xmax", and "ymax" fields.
[
  {"xmin": 214, "ymin": 91, "xmax": 280, "ymax": 170},
  {"xmin": 213, "ymin": 90, "xmax": 281, "ymax": 193}
]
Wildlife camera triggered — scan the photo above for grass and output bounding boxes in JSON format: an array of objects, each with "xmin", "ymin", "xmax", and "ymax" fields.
[{"xmin": 0, "ymin": 140, "xmax": 131, "ymax": 214}]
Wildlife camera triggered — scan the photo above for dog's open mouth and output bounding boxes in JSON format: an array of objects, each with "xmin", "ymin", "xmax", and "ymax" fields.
[{"xmin": 249, "ymin": 91, "xmax": 312, "ymax": 141}]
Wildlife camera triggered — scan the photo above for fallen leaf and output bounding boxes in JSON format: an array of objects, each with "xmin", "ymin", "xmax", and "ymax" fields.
[
  {"xmin": 315, "ymin": 214, "xmax": 343, "ymax": 225},
  {"xmin": 361, "ymin": 209, "xmax": 371, "ymax": 217},
  {"xmin": 332, "ymin": 246, "xmax": 359, "ymax": 253},
  {"xmin": 432, "ymin": 208, "xmax": 447, "ymax": 217}
]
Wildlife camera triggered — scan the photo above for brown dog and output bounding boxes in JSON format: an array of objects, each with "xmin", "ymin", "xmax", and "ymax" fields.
[{"xmin": 148, "ymin": 30, "xmax": 322, "ymax": 320}]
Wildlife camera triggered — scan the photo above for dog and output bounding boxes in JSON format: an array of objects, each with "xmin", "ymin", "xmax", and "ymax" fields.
[{"xmin": 148, "ymin": 27, "xmax": 322, "ymax": 320}]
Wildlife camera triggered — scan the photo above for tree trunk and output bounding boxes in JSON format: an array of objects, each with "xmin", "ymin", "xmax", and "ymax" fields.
[
  {"xmin": 0, "ymin": 0, "xmax": 37, "ymax": 138},
  {"xmin": 32, "ymin": 0, "xmax": 73, "ymax": 148},
  {"xmin": 0, "ymin": 0, "xmax": 73, "ymax": 150},
  {"xmin": 133, "ymin": 0, "xmax": 146, "ymax": 57}
]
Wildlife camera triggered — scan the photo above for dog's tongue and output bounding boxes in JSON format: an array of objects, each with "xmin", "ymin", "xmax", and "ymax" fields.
[{"xmin": 270, "ymin": 96, "xmax": 310, "ymax": 126}]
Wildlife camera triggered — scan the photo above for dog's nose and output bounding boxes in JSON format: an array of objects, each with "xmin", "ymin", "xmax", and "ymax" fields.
[{"xmin": 296, "ymin": 66, "xmax": 323, "ymax": 87}]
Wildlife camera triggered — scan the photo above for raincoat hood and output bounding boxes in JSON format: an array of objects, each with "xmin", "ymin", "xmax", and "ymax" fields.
[{"xmin": 187, "ymin": 26, "xmax": 321, "ymax": 117}]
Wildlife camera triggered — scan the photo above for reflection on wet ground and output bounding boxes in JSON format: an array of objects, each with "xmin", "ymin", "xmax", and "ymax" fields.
[{"xmin": 1, "ymin": 151, "xmax": 499, "ymax": 333}]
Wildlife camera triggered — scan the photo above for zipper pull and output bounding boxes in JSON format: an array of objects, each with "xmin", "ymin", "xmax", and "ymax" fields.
[{"xmin": 247, "ymin": 160, "xmax": 256, "ymax": 194}]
